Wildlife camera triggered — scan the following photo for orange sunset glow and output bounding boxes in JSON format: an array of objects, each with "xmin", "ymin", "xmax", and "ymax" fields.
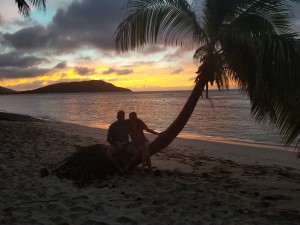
[
  {"xmin": 0, "ymin": 0, "xmax": 299, "ymax": 92},
  {"xmin": 0, "ymin": 1, "xmax": 250, "ymax": 92}
]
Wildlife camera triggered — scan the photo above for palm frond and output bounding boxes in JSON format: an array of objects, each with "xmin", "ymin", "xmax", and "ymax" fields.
[
  {"xmin": 202, "ymin": 0, "xmax": 300, "ymax": 149},
  {"xmin": 15, "ymin": 0, "xmax": 46, "ymax": 17},
  {"xmin": 252, "ymin": 35, "xmax": 300, "ymax": 147},
  {"xmin": 224, "ymin": 32, "xmax": 300, "ymax": 149},
  {"xmin": 115, "ymin": 0, "xmax": 206, "ymax": 52},
  {"xmin": 116, "ymin": 0, "xmax": 300, "ymax": 153}
]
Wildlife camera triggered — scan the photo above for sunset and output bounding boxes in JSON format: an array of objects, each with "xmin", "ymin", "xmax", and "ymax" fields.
[
  {"xmin": 2, "ymin": 0, "xmax": 299, "ymax": 92},
  {"xmin": 1, "ymin": 0, "xmax": 300, "ymax": 224},
  {"xmin": 0, "ymin": 0, "xmax": 206, "ymax": 91}
]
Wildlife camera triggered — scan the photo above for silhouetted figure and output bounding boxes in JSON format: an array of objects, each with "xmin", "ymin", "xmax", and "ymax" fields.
[
  {"xmin": 106, "ymin": 110, "xmax": 139, "ymax": 174},
  {"xmin": 128, "ymin": 112, "xmax": 160, "ymax": 174}
]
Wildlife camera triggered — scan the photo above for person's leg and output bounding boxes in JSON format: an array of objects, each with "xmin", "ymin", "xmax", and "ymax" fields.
[
  {"xmin": 139, "ymin": 145, "xmax": 146, "ymax": 174},
  {"xmin": 142, "ymin": 141, "xmax": 152, "ymax": 173},
  {"xmin": 106, "ymin": 145, "xmax": 124, "ymax": 174},
  {"xmin": 123, "ymin": 143, "xmax": 140, "ymax": 172}
]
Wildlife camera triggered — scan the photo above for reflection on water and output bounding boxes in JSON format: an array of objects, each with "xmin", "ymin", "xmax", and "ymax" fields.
[{"xmin": 0, "ymin": 90, "xmax": 289, "ymax": 148}]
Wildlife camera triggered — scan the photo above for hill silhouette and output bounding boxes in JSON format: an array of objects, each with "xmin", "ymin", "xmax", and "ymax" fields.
[
  {"xmin": 0, "ymin": 86, "xmax": 17, "ymax": 94},
  {"xmin": 18, "ymin": 80, "xmax": 131, "ymax": 94}
]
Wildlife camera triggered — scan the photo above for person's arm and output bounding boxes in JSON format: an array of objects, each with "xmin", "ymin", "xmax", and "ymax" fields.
[
  {"xmin": 145, "ymin": 127, "xmax": 160, "ymax": 135},
  {"xmin": 107, "ymin": 125, "xmax": 114, "ymax": 145},
  {"xmin": 141, "ymin": 120, "xmax": 160, "ymax": 135}
]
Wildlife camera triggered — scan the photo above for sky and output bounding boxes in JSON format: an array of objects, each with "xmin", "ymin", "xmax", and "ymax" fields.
[{"xmin": 0, "ymin": 0, "xmax": 300, "ymax": 92}]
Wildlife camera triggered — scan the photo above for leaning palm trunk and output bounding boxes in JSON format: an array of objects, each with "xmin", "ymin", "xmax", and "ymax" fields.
[
  {"xmin": 52, "ymin": 0, "xmax": 300, "ymax": 185},
  {"xmin": 52, "ymin": 74, "xmax": 208, "ymax": 185},
  {"xmin": 149, "ymin": 76, "xmax": 207, "ymax": 155}
]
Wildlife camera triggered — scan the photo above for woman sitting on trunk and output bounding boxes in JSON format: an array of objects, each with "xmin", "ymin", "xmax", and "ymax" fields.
[{"xmin": 128, "ymin": 112, "xmax": 160, "ymax": 174}]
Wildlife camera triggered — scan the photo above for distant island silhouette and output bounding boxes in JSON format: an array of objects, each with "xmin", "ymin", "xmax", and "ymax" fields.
[
  {"xmin": 0, "ymin": 80, "xmax": 131, "ymax": 94},
  {"xmin": 0, "ymin": 86, "xmax": 17, "ymax": 94}
]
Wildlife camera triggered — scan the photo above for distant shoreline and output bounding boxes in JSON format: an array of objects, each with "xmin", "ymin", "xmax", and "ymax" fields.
[
  {"xmin": 0, "ymin": 80, "xmax": 132, "ymax": 94},
  {"xmin": 0, "ymin": 111, "xmax": 44, "ymax": 122}
]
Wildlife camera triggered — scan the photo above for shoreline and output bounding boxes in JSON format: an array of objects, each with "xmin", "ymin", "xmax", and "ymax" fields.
[
  {"xmin": 178, "ymin": 132, "xmax": 295, "ymax": 152},
  {"xmin": 1, "ymin": 112, "xmax": 300, "ymax": 224},
  {"xmin": 0, "ymin": 111, "xmax": 296, "ymax": 152},
  {"xmin": 1, "ymin": 111, "xmax": 298, "ymax": 168}
]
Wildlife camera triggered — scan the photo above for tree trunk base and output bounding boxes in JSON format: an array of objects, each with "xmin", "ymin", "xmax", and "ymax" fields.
[{"xmin": 51, "ymin": 144, "xmax": 134, "ymax": 187}]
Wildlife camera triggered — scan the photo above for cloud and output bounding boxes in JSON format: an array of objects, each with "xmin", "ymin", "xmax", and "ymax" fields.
[
  {"xmin": 102, "ymin": 67, "xmax": 116, "ymax": 75},
  {"xmin": 0, "ymin": 14, "xmax": 3, "ymax": 26},
  {"xmin": 164, "ymin": 48, "xmax": 190, "ymax": 61},
  {"xmin": 0, "ymin": 67, "xmax": 50, "ymax": 79},
  {"xmin": 116, "ymin": 69, "xmax": 133, "ymax": 75},
  {"xmin": 171, "ymin": 68, "xmax": 184, "ymax": 74},
  {"xmin": 54, "ymin": 61, "xmax": 67, "ymax": 69},
  {"xmin": 0, "ymin": 51, "xmax": 48, "ymax": 68},
  {"xmin": 139, "ymin": 45, "xmax": 168, "ymax": 55},
  {"xmin": 0, "ymin": 50, "xmax": 51, "ymax": 80},
  {"xmin": 189, "ymin": 76, "xmax": 196, "ymax": 81},
  {"xmin": 74, "ymin": 66, "xmax": 95, "ymax": 76},
  {"xmin": 3, "ymin": 25, "xmax": 52, "ymax": 51},
  {"xmin": 3, "ymin": 0, "xmax": 128, "ymax": 53},
  {"xmin": 102, "ymin": 67, "xmax": 133, "ymax": 75}
]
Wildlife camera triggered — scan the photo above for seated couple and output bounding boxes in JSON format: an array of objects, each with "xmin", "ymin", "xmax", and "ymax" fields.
[{"xmin": 106, "ymin": 110, "xmax": 160, "ymax": 175}]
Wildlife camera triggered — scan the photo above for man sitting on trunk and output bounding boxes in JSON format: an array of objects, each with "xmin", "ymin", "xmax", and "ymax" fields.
[{"xmin": 106, "ymin": 110, "xmax": 139, "ymax": 174}]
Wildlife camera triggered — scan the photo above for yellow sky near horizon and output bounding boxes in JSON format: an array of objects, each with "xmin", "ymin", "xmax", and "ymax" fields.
[
  {"xmin": 2, "ymin": 0, "xmax": 295, "ymax": 92},
  {"xmin": 0, "ymin": 59, "xmax": 201, "ymax": 92}
]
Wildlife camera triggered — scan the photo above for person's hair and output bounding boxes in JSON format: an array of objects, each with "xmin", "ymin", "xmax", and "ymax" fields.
[
  {"xmin": 129, "ymin": 111, "xmax": 137, "ymax": 118},
  {"xmin": 117, "ymin": 110, "xmax": 125, "ymax": 117}
]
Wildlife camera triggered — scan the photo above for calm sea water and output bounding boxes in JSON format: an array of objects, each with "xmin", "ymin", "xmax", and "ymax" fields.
[{"xmin": 0, "ymin": 90, "xmax": 292, "ymax": 149}]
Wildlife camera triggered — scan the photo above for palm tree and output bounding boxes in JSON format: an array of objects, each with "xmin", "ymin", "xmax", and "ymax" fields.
[
  {"xmin": 115, "ymin": 0, "xmax": 300, "ymax": 156},
  {"xmin": 15, "ymin": 0, "xmax": 46, "ymax": 17}
]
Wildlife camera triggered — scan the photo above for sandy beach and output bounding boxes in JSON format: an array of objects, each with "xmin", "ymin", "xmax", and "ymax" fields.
[{"xmin": 0, "ymin": 113, "xmax": 299, "ymax": 225}]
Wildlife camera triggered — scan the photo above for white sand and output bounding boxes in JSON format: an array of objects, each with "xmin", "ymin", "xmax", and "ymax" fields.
[{"xmin": 0, "ymin": 120, "xmax": 299, "ymax": 225}]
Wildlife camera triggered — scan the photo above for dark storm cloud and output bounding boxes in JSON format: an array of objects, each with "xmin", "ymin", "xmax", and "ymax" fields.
[
  {"xmin": 3, "ymin": 25, "xmax": 50, "ymax": 50},
  {"xmin": 74, "ymin": 66, "xmax": 95, "ymax": 75},
  {"xmin": 55, "ymin": 61, "xmax": 67, "ymax": 69},
  {"xmin": 0, "ymin": 50, "xmax": 50, "ymax": 80},
  {"xmin": 4, "ymin": 0, "xmax": 299, "ymax": 55},
  {"xmin": 3, "ymin": 0, "xmax": 128, "ymax": 52},
  {"xmin": 0, "ymin": 67, "xmax": 50, "ymax": 79},
  {"xmin": 0, "ymin": 51, "xmax": 47, "ymax": 68}
]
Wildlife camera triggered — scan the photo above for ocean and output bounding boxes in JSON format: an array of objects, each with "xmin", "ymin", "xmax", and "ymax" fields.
[{"xmin": 0, "ymin": 90, "xmax": 293, "ymax": 150}]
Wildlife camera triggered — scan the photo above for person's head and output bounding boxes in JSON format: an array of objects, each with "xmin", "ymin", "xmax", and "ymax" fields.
[
  {"xmin": 129, "ymin": 111, "xmax": 137, "ymax": 121},
  {"xmin": 117, "ymin": 110, "xmax": 125, "ymax": 121}
]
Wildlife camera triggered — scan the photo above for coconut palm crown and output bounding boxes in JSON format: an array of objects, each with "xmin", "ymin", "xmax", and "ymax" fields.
[
  {"xmin": 116, "ymin": 0, "xmax": 300, "ymax": 154},
  {"xmin": 15, "ymin": 0, "xmax": 46, "ymax": 17}
]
